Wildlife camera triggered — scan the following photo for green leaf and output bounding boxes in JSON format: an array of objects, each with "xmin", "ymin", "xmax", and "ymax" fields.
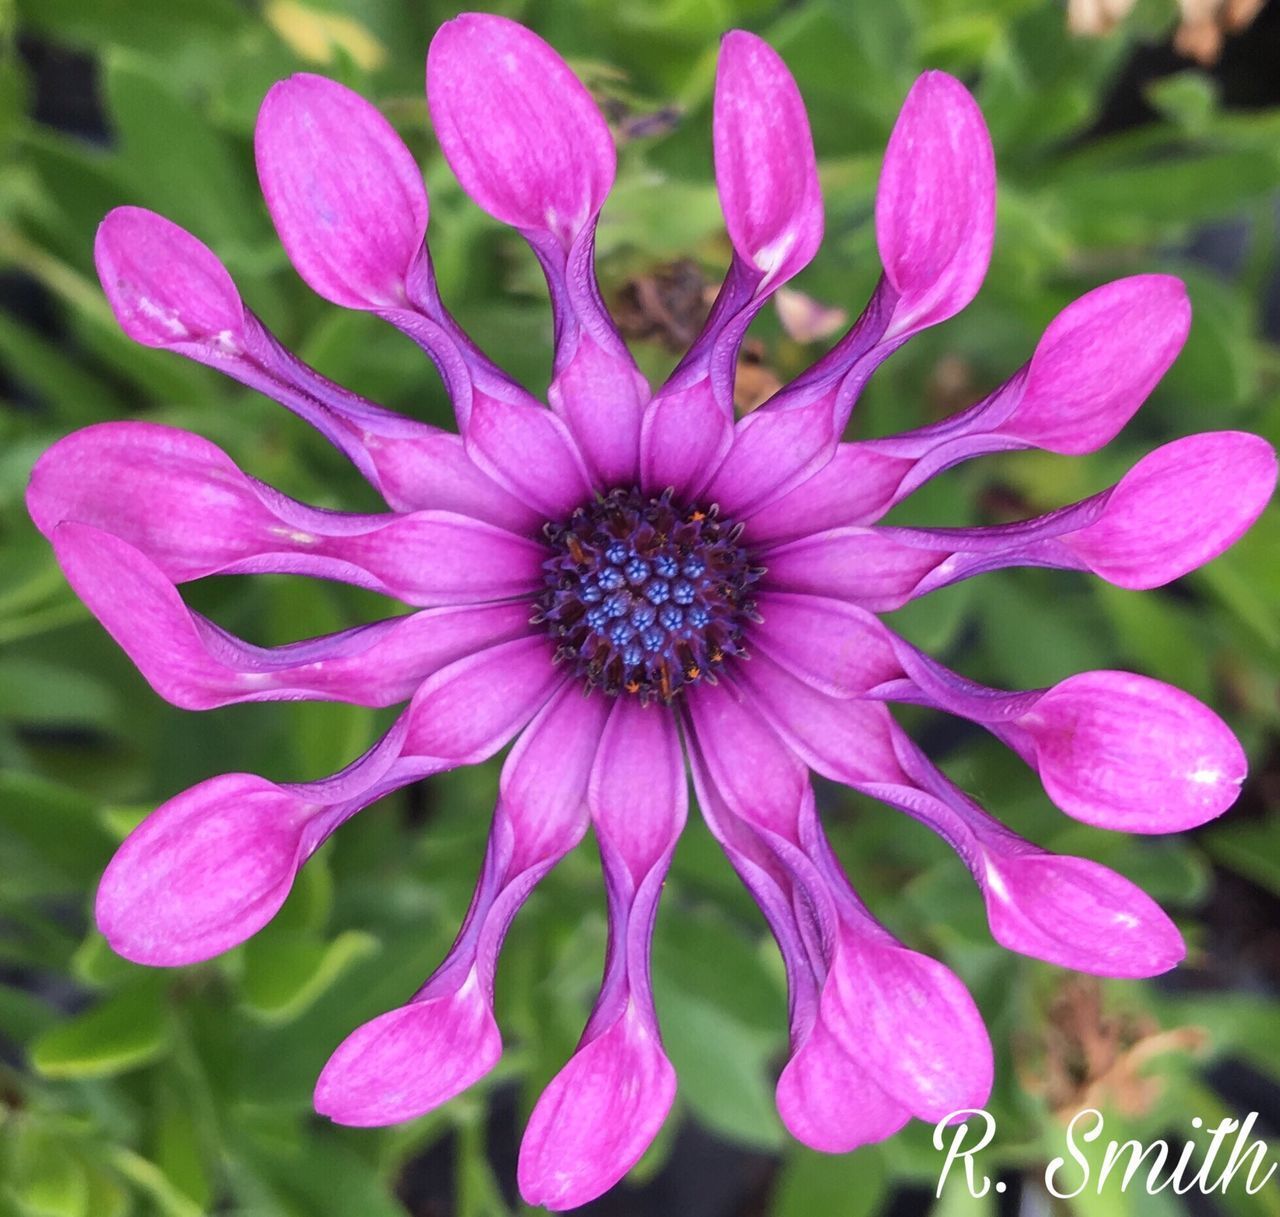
[
  {"xmin": 31, "ymin": 975, "xmax": 171, "ymax": 1079},
  {"xmin": 770, "ymin": 1146, "xmax": 886, "ymax": 1217},
  {"xmin": 1204, "ymin": 822, "xmax": 1280, "ymax": 898},
  {"xmin": 70, "ymin": 932, "xmax": 137, "ymax": 990},
  {"xmin": 1049, "ymin": 148, "xmax": 1280, "ymax": 242},
  {"xmin": 1146, "ymin": 71, "xmax": 1219, "ymax": 135},
  {"xmin": 152, "ymin": 1079, "xmax": 213, "ymax": 1210},
  {"xmin": 241, "ymin": 929, "xmax": 379, "ymax": 1023},
  {"xmin": 16, "ymin": 0, "xmax": 245, "ymax": 59},
  {"xmin": 9, "ymin": 1129, "xmax": 90, "ymax": 1217},
  {"xmin": 102, "ymin": 54, "xmax": 262, "ymax": 256},
  {"xmin": 106, "ymin": 1149, "xmax": 204, "ymax": 1217},
  {"xmin": 239, "ymin": 1130, "xmax": 408, "ymax": 1217},
  {"xmin": 80, "ymin": 1169, "xmax": 129, "ymax": 1217},
  {"xmin": 0, "ymin": 983, "xmax": 57, "ymax": 1046},
  {"xmin": 654, "ymin": 980, "xmax": 784, "ymax": 1149},
  {"xmin": 0, "ymin": 771, "xmax": 116, "ymax": 887},
  {"xmin": 0, "ymin": 657, "xmax": 120, "ymax": 731}
]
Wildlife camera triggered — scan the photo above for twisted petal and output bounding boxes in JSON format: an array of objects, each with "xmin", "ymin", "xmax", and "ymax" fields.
[
  {"xmin": 995, "ymin": 275, "xmax": 1190, "ymax": 454},
  {"xmin": 778, "ymin": 1012, "xmax": 910, "ymax": 1151},
  {"xmin": 876, "ymin": 71, "xmax": 994, "ymax": 338},
  {"xmin": 96, "ymin": 718, "xmax": 412, "ymax": 967},
  {"xmin": 95, "ymin": 204, "xmax": 244, "ymax": 345},
  {"xmin": 743, "ymin": 656, "xmax": 1188, "ymax": 976},
  {"xmin": 686, "ymin": 680, "xmax": 809, "ymax": 841},
  {"xmin": 714, "ymin": 30, "xmax": 822, "ymax": 290},
  {"xmin": 818, "ymin": 920, "xmax": 993, "ymax": 1120},
  {"xmin": 463, "ymin": 393, "xmax": 596, "ymax": 519},
  {"xmin": 811, "ymin": 275, "xmax": 1194, "ymax": 526},
  {"xmin": 97, "ymin": 774, "xmax": 315, "ymax": 966},
  {"xmin": 875, "ymin": 642, "xmax": 1246, "ymax": 835},
  {"xmin": 744, "ymin": 278, "xmax": 1192, "ymax": 533},
  {"xmin": 98, "ymin": 642, "xmax": 562, "ymax": 965},
  {"xmin": 401, "ymin": 635, "xmax": 562, "ymax": 762},
  {"xmin": 707, "ymin": 69, "xmax": 994, "ymax": 519},
  {"xmin": 254, "ymin": 65, "xmax": 600, "ymax": 502},
  {"xmin": 1014, "ymin": 671, "xmax": 1246, "ymax": 832},
  {"xmin": 763, "ymin": 526, "xmax": 952, "ymax": 612},
  {"xmin": 751, "ymin": 592, "xmax": 901, "ymax": 699},
  {"xmin": 1065, "ymin": 431, "xmax": 1277, "ymax": 588},
  {"xmin": 30, "ymin": 423, "xmax": 545, "ymax": 606},
  {"xmin": 520, "ymin": 1004, "xmax": 675, "ymax": 1211},
  {"xmin": 687, "ymin": 709, "xmax": 991, "ymax": 1124},
  {"xmin": 519, "ymin": 701, "xmax": 683, "ymax": 1209},
  {"xmin": 983, "ymin": 852, "xmax": 1184, "ymax": 975},
  {"xmin": 94, "ymin": 210, "xmax": 537, "ymax": 525},
  {"xmin": 316, "ymin": 976, "xmax": 500, "ymax": 1127},
  {"xmin": 641, "ymin": 32, "xmax": 821, "ymax": 497},
  {"xmin": 868, "ymin": 731, "xmax": 1187, "ymax": 976},
  {"xmin": 49, "ymin": 523, "xmax": 532, "ymax": 709},
  {"xmin": 763, "ymin": 432, "xmax": 1275, "ymax": 610},
  {"xmin": 703, "ymin": 285, "xmax": 899, "ymax": 518},
  {"xmin": 688, "ymin": 761, "xmax": 911, "ymax": 1151},
  {"xmin": 255, "ymin": 73, "xmax": 428, "ymax": 309},
  {"xmin": 743, "ymin": 444, "xmax": 913, "ymax": 543},
  {"xmin": 427, "ymin": 14, "xmax": 614, "ymax": 242},
  {"xmin": 317, "ymin": 685, "xmax": 609, "ymax": 1125},
  {"xmin": 428, "ymin": 13, "xmax": 646, "ymax": 487}
]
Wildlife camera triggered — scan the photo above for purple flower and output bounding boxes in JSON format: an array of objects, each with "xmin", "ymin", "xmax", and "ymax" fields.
[{"xmin": 26, "ymin": 13, "xmax": 1276, "ymax": 1210}]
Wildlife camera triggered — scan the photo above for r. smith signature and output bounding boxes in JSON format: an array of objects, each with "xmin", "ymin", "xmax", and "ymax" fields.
[{"xmin": 935, "ymin": 1108, "xmax": 1276, "ymax": 1198}]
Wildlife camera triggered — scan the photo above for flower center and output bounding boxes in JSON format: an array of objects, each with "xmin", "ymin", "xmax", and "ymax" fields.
[{"xmin": 535, "ymin": 488, "xmax": 761, "ymax": 703}]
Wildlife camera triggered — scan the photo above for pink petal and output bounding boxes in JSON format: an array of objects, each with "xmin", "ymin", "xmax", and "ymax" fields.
[
  {"xmin": 403, "ymin": 636, "xmax": 562, "ymax": 765},
  {"xmin": 547, "ymin": 323, "xmax": 647, "ymax": 489},
  {"xmin": 323, "ymin": 690, "xmax": 608, "ymax": 1131},
  {"xmin": 1065, "ymin": 432, "xmax": 1277, "ymax": 588},
  {"xmin": 500, "ymin": 683, "xmax": 610, "ymax": 873},
  {"xmin": 427, "ymin": 14, "xmax": 614, "ymax": 248},
  {"xmin": 353, "ymin": 423, "xmax": 539, "ymax": 528},
  {"xmin": 983, "ymin": 852, "xmax": 1185, "ymax": 977},
  {"xmin": 752, "ymin": 593, "xmax": 902, "ymax": 698},
  {"xmin": 685, "ymin": 681, "xmax": 808, "ymax": 842},
  {"xmin": 703, "ymin": 396, "xmax": 838, "ymax": 519},
  {"xmin": 95, "ymin": 207, "xmax": 244, "ymax": 348},
  {"xmin": 822, "ymin": 931, "xmax": 993, "ymax": 1121},
  {"xmin": 49, "ymin": 522, "xmax": 532, "ymax": 709},
  {"xmin": 518, "ymin": 1002, "xmax": 676, "ymax": 1211},
  {"xmin": 714, "ymin": 31, "xmax": 822, "ymax": 288},
  {"xmin": 744, "ymin": 444, "xmax": 912, "ymax": 543},
  {"xmin": 255, "ymin": 74, "xmax": 427, "ymax": 309},
  {"xmin": 777, "ymin": 1015, "xmax": 910, "ymax": 1152},
  {"xmin": 30, "ymin": 423, "xmax": 546, "ymax": 605},
  {"xmin": 464, "ymin": 394, "xmax": 593, "ymax": 519},
  {"xmin": 876, "ymin": 72, "xmax": 994, "ymax": 337},
  {"xmin": 735, "ymin": 654, "xmax": 906, "ymax": 788},
  {"xmin": 639, "ymin": 381, "xmax": 735, "ymax": 499},
  {"xmin": 315, "ymin": 972, "xmax": 501, "ymax": 1125},
  {"xmin": 1002, "ymin": 275, "xmax": 1191, "ymax": 454},
  {"xmin": 762, "ymin": 526, "xmax": 946, "ymax": 612},
  {"xmin": 93, "ymin": 220, "xmax": 537, "ymax": 525},
  {"xmin": 590, "ymin": 700, "xmax": 686, "ymax": 880},
  {"xmin": 1017, "ymin": 670, "xmax": 1247, "ymax": 832},
  {"xmin": 96, "ymin": 774, "xmax": 311, "ymax": 965}
]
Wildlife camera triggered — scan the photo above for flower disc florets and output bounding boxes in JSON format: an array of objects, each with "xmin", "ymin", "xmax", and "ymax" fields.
[{"xmin": 536, "ymin": 488, "xmax": 761, "ymax": 702}]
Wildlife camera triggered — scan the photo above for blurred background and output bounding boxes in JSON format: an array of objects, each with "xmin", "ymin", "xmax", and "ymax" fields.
[{"xmin": 1, "ymin": 1, "xmax": 1279, "ymax": 1214}]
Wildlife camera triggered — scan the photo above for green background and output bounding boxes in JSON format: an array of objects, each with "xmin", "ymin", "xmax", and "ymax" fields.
[{"xmin": 1, "ymin": 0, "xmax": 1279, "ymax": 1213}]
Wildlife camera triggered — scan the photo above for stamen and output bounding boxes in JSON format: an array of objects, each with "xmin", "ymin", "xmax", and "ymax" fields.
[{"xmin": 536, "ymin": 487, "xmax": 761, "ymax": 703}]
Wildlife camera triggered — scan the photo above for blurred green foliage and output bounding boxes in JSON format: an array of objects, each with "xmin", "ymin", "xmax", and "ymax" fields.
[{"xmin": 1, "ymin": 0, "xmax": 1279, "ymax": 1214}]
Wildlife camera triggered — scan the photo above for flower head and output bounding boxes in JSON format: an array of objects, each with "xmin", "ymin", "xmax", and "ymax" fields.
[{"xmin": 28, "ymin": 14, "xmax": 1276, "ymax": 1211}]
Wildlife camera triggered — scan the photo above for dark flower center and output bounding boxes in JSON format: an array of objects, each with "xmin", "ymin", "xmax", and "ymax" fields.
[{"xmin": 535, "ymin": 488, "xmax": 762, "ymax": 703}]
